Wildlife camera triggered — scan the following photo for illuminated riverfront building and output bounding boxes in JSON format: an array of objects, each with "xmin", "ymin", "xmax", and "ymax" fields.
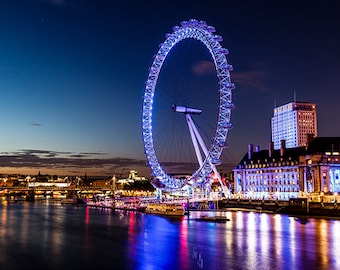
[
  {"xmin": 234, "ymin": 100, "xmax": 338, "ymax": 199},
  {"xmin": 271, "ymin": 101, "xmax": 317, "ymax": 149},
  {"xmin": 233, "ymin": 137, "xmax": 340, "ymax": 199},
  {"xmin": 233, "ymin": 142, "xmax": 303, "ymax": 200},
  {"xmin": 301, "ymin": 137, "xmax": 340, "ymax": 194}
]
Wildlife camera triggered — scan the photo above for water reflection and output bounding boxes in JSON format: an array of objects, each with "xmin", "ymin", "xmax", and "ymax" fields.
[
  {"xmin": 332, "ymin": 221, "xmax": 340, "ymax": 268},
  {"xmin": 0, "ymin": 202, "xmax": 339, "ymax": 269}
]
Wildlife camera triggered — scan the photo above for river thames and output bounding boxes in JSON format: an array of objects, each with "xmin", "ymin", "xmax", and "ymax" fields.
[{"xmin": 0, "ymin": 201, "xmax": 339, "ymax": 270}]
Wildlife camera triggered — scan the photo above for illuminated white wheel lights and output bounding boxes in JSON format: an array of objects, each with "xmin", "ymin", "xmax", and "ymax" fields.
[{"xmin": 142, "ymin": 19, "xmax": 235, "ymax": 191}]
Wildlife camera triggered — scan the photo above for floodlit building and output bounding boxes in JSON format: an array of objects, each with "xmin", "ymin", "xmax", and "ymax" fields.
[
  {"xmin": 116, "ymin": 170, "xmax": 147, "ymax": 186},
  {"xmin": 233, "ymin": 142, "xmax": 303, "ymax": 200},
  {"xmin": 271, "ymin": 101, "xmax": 317, "ymax": 149},
  {"xmin": 233, "ymin": 137, "xmax": 340, "ymax": 199},
  {"xmin": 301, "ymin": 137, "xmax": 340, "ymax": 194}
]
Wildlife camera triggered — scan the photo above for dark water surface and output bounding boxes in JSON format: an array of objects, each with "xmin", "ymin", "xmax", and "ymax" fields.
[{"xmin": 0, "ymin": 201, "xmax": 339, "ymax": 270}]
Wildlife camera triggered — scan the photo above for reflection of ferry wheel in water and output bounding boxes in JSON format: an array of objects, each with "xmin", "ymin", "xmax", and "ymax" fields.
[{"xmin": 142, "ymin": 19, "xmax": 235, "ymax": 195}]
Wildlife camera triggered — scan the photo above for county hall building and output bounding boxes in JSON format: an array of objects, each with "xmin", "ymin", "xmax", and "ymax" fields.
[{"xmin": 233, "ymin": 101, "xmax": 340, "ymax": 199}]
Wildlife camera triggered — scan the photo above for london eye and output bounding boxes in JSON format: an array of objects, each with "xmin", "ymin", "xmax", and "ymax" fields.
[{"xmin": 142, "ymin": 19, "xmax": 235, "ymax": 196}]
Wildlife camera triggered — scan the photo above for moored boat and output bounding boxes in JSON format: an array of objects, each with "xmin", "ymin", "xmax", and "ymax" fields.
[
  {"xmin": 145, "ymin": 203, "xmax": 185, "ymax": 216},
  {"xmin": 86, "ymin": 197, "xmax": 115, "ymax": 208},
  {"xmin": 193, "ymin": 215, "xmax": 230, "ymax": 223},
  {"xmin": 61, "ymin": 198, "xmax": 77, "ymax": 204},
  {"xmin": 114, "ymin": 200, "xmax": 147, "ymax": 212}
]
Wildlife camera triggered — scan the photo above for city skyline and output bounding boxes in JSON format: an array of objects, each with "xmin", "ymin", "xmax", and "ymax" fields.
[{"xmin": 0, "ymin": 0, "xmax": 339, "ymax": 177}]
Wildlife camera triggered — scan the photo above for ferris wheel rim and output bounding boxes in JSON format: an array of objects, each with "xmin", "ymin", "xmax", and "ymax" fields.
[{"xmin": 142, "ymin": 19, "xmax": 235, "ymax": 190}]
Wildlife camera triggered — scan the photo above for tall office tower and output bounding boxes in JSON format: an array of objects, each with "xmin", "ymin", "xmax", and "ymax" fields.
[{"xmin": 271, "ymin": 101, "xmax": 317, "ymax": 149}]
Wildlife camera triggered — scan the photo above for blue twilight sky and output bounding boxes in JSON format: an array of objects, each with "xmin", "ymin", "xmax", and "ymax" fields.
[{"xmin": 0, "ymin": 0, "xmax": 339, "ymax": 177}]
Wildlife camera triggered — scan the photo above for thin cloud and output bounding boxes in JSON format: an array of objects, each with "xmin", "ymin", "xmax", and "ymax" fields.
[
  {"xmin": 40, "ymin": 0, "xmax": 77, "ymax": 7},
  {"xmin": 232, "ymin": 70, "xmax": 271, "ymax": 92},
  {"xmin": 0, "ymin": 149, "xmax": 149, "ymax": 176},
  {"xmin": 192, "ymin": 60, "xmax": 271, "ymax": 92},
  {"xmin": 69, "ymin": 152, "xmax": 108, "ymax": 158},
  {"xmin": 0, "ymin": 149, "xmax": 234, "ymax": 178},
  {"xmin": 31, "ymin": 122, "xmax": 42, "ymax": 127},
  {"xmin": 192, "ymin": 60, "xmax": 215, "ymax": 75}
]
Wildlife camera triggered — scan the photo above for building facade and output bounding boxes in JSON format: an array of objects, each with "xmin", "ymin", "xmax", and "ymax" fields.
[
  {"xmin": 233, "ymin": 137, "xmax": 340, "ymax": 200},
  {"xmin": 300, "ymin": 137, "xmax": 340, "ymax": 194},
  {"xmin": 271, "ymin": 101, "xmax": 317, "ymax": 149},
  {"xmin": 233, "ymin": 142, "xmax": 303, "ymax": 200}
]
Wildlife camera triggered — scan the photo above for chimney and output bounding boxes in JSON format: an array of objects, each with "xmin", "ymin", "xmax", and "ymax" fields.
[
  {"xmin": 280, "ymin": 140, "xmax": 286, "ymax": 156},
  {"xmin": 306, "ymin": 134, "xmax": 314, "ymax": 149},
  {"xmin": 255, "ymin": 145, "xmax": 260, "ymax": 152},
  {"xmin": 268, "ymin": 141, "xmax": 274, "ymax": 158},
  {"xmin": 248, "ymin": 144, "xmax": 254, "ymax": 160}
]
